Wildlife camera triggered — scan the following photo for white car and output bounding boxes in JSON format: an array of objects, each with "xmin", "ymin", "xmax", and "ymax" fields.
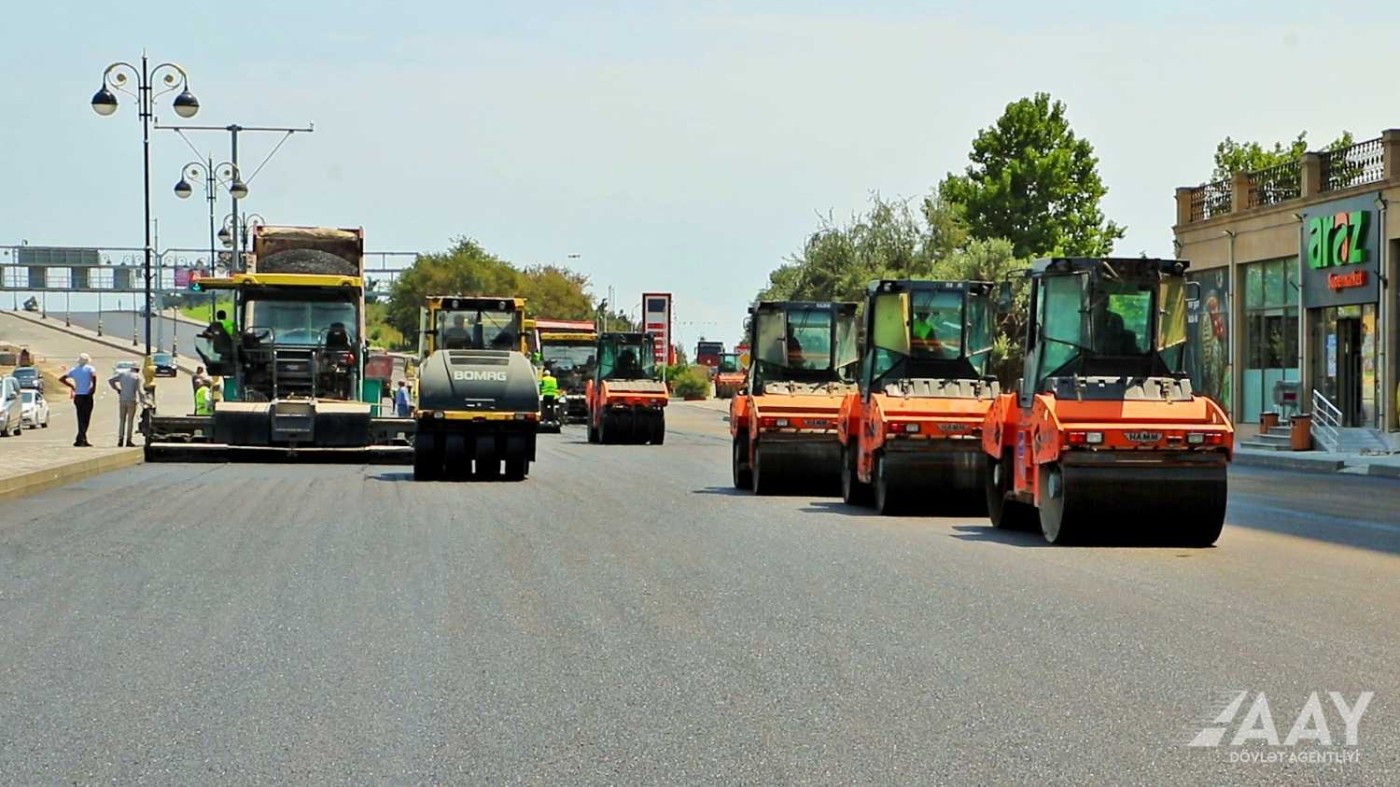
[{"xmin": 21, "ymin": 389, "xmax": 50, "ymax": 429}]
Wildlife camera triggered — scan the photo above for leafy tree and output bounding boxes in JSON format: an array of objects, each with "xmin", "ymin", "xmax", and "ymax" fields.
[
  {"xmin": 940, "ymin": 92, "xmax": 1124, "ymax": 259},
  {"xmin": 385, "ymin": 237, "xmax": 598, "ymax": 339}
]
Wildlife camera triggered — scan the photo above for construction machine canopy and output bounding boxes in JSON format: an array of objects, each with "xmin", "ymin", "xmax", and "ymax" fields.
[
  {"xmin": 717, "ymin": 352, "xmax": 742, "ymax": 373},
  {"xmin": 539, "ymin": 332, "xmax": 598, "ymax": 379},
  {"xmin": 864, "ymin": 280, "xmax": 996, "ymax": 386},
  {"xmin": 191, "ymin": 274, "xmax": 363, "ymax": 378},
  {"xmin": 749, "ymin": 301, "xmax": 859, "ymax": 386},
  {"xmin": 422, "ymin": 295, "xmax": 525, "ymax": 356},
  {"xmin": 595, "ymin": 332, "xmax": 656, "ymax": 381},
  {"xmin": 1020, "ymin": 257, "xmax": 1192, "ymax": 398}
]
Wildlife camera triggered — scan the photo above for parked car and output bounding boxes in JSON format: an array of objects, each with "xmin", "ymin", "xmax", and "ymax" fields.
[
  {"xmin": 0, "ymin": 377, "xmax": 23, "ymax": 437},
  {"xmin": 20, "ymin": 389, "xmax": 49, "ymax": 429},
  {"xmin": 11, "ymin": 365, "xmax": 43, "ymax": 393},
  {"xmin": 152, "ymin": 352, "xmax": 178, "ymax": 377}
]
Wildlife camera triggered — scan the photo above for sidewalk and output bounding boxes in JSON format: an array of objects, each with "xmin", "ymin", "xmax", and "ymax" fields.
[
  {"xmin": 1233, "ymin": 446, "xmax": 1400, "ymax": 479},
  {"xmin": 0, "ymin": 311, "xmax": 198, "ymax": 501}
]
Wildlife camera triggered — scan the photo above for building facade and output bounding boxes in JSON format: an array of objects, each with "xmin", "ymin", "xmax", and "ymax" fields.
[{"xmin": 1173, "ymin": 129, "xmax": 1400, "ymax": 444}]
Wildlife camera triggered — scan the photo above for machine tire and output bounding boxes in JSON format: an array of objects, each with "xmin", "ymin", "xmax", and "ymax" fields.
[
  {"xmin": 1038, "ymin": 462, "xmax": 1084, "ymax": 545},
  {"xmin": 841, "ymin": 445, "xmax": 872, "ymax": 507},
  {"xmin": 751, "ymin": 443, "xmax": 776, "ymax": 495},
  {"xmin": 444, "ymin": 433, "xmax": 471, "ymax": 480},
  {"xmin": 413, "ymin": 433, "xmax": 441, "ymax": 481},
  {"xmin": 651, "ymin": 412, "xmax": 665, "ymax": 445},
  {"xmin": 732, "ymin": 435, "xmax": 752, "ymax": 490},
  {"xmin": 599, "ymin": 412, "xmax": 613, "ymax": 444},
  {"xmin": 475, "ymin": 446, "xmax": 502, "ymax": 479},
  {"xmin": 873, "ymin": 452, "xmax": 900, "ymax": 516},
  {"xmin": 986, "ymin": 453, "xmax": 1037, "ymax": 530},
  {"xmin": 587, "ymin": 413, "xmax": 600, "ymax": 443}
]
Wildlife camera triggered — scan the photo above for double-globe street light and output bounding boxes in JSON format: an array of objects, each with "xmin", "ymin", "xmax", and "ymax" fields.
[
  {"xmin": 91, "ymin": 54, "xmax": 200, "ymax": 357},
  {"xmin": 175, "ymin": 159, "xmax": 243, "ymax": 302},
  {"xmin": 219, "ymin": 212, "xmax": 266, "ymax": 263}
]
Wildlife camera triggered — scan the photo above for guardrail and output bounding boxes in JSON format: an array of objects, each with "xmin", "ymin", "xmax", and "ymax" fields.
[{"xmin": 1310, "ymin": 388, "xmax": 1342, "ymax": 453}]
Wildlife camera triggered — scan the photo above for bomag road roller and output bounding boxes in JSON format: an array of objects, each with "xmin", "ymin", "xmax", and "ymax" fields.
[
  {"xmin": 143, "ymin": 224, "xmax": 412, "ymax": 462},
  {"xmin": 981, "ymin": 257, "xmax": 1234, "ymax": 546},
  {"xmin": 412, "ymin": 295, "xmax": 541, "ymax": 481},
  {"xmin": 730, "ymin": 300, "xmax": 859, "ymax": 495},
  {"xmin": 585, "ymin": 332, "xmax": 668, "ymax": 445},
  {"xmin": 838, "ymin": 279, "xmax": 1001, "ymax": 515}
]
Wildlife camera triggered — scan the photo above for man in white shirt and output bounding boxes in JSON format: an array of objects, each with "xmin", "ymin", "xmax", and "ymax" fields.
[{"xmin": 57, "ymin": 353, "xmax": 98, "ymax": 448}]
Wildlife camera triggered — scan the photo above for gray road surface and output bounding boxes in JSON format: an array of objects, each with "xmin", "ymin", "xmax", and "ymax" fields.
[{"xmin": 1, "ymin": 404, "xmax": 1396, "ymax": 784}]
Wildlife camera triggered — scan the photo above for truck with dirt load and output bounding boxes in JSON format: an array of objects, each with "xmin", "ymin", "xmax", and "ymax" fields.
[
  {"xmin": 981, "ymin": 256, "xmax": 1233, "ymax": 546},
  {"xmin": 839, "ymin": 279, "xmax": 1001, "ymax": 515},
  {"xmin": 143, "ymin": 224, "xmax": 412, "ymax": 462},
  {"xmin": 730, "ymin": 300, "xmax": 859, "ymax": 494},
  {"xmin": 411, "ymin": 295, "xmax": 541, "ymax": 481}
]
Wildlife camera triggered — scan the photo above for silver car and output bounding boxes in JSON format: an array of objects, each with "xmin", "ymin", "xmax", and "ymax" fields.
[{"xmin": 0, "ymin": 376, "xmax": 23, "ymax": 437}]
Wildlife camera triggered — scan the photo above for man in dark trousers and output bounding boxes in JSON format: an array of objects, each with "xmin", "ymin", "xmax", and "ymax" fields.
[{"xmin": 57, "ymin": 352, "xmax": 98, "ymax": 447}]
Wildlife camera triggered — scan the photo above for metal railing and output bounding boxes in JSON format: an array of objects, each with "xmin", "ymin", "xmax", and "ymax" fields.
[
  {"xmin": 1320, "ymin": 136, "xmax": 1385, "ymax": 192},
  {"xmin": 1310, "ymin": 388, "xmax": 1342, "ymax": 453},
  {"xmin": 1246, "ymin": 160, "xmax": 1301, "ymax": 207},
  {"xmin": 1189, "ymin": 178, "xmax": 1232, "ymax": 222}
]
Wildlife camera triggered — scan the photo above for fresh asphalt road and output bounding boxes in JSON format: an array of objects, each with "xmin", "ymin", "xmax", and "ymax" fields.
[{"xmin": 2, "ymin": 404, "xmax": 1397, "ymax": 785}]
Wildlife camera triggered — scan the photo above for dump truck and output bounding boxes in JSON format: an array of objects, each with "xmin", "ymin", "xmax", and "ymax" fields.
[
  {"xmin": 411, "ymin": 295, "xmax": 541, "ymax": 481},
  {"xmin": 586, "ymin": 332, "xmax": 668, "ymax": 444},
  {"xmin": 730, "ymin": 300, "xmax": 859, "ymax": 494},
  {"xmin": 143, "ymin": 225, "xmax": 412, "ymax": 462},
  {"xmin": 534, "ymin": 319, "xmax": 599, "ymax": 425},
  {"xmin": 981, "ymin": 257, "xmax": 1233, "ymax": 546},
  {"xmin": 838, "ymin": 279, "xmax": 1000, "ymax": 515}
]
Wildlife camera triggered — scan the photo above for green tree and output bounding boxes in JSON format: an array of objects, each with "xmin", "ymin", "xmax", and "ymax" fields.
[
  {"xmin": 940, "ymin": 92, "xmax": 1124, "ymax": 259},
  {"xmin": 517, "ymin": 264, "xmax": 594, "ymax": 320}
]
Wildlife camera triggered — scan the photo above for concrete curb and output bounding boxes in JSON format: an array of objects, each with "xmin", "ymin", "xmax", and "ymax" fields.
[
  {"xmin": 1368, "ymin": 464, "xmax": 1400, "ymax": 479},
  {"xmin": 5, "ymin": 311, "xmax": 201, "ymax": 375},
  {"xmin": 0, "ymin": 449, "xmax": 144, "ymax": 503},
  {"xmin": 1233, "ymin": 451, "xmax": 1346, "ymax": 474}
]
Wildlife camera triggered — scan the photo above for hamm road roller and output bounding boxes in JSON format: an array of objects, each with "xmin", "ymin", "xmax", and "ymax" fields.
[
  {"xmin": 412, "ymin": 295, "xmax": 541, "ymax": 481},
  {"xmin": 981, "ymin": 256, "xmax": 1234, "ymax": 546},
  {"xmin": 838, "ymin": 279, "xmax": 1001, "ymax": 515},
  {"xmin": 586, "ymin": 332, "xmax": 668, "ymax": 445},
  {"xmin": 730, "ymin": 300, "xmax": 859, "ymax": 495}
]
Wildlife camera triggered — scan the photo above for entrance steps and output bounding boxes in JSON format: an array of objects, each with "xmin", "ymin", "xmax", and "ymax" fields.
[{"xmin": 1239, "ymin": 424, "xmax": 1395, "ymax": 453}]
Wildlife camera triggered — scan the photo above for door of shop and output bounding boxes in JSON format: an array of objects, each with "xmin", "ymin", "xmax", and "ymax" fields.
[{"xmin": 1336, "ymin": 318, "xmax": 1363, "ymax": 426}]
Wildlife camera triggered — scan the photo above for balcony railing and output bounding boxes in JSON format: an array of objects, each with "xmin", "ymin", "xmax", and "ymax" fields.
[
  {"xmin": 1320, "ymin": 136, "xmax": 1384, "ymax": 192},
  {"xmin": 1246, "ymin": 160, "xmax": 1301, "ymax": 207},
  {"xmin": 1189, "ymin": 178, "xmax": 1232, "ymax": 222}
]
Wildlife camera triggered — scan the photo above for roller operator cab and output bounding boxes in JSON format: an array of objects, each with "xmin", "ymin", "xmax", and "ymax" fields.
[
  {"xmin": 839, "ymin": 279, "xmax": 1001, "ymax": 515},
  {"xmin": 980, "ymin": 257, "xmax": 1234, "ymax": 546},
  {"xmin": 730, "ymin": 301, "xmax": 859, "ymax": 495},
  {"xmin": 412, "ymin": 295, "xmax": 540, "ymax": 481},
  {"xmin": 585, "ymin": 332, "xmax": 668, "ymax": 445}
]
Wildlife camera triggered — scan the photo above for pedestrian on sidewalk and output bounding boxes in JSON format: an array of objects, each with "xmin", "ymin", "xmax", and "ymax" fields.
[
  {"xmin": 394, "ymin": 380, "xmax": 413, "ymax": 418},
  {"xmin": 57, "ymin": 353, "xmax": 97, "ymax": 447},
  {"xmin": 108, "ymin": 362, "xmax": 145, "ymax": 447}
]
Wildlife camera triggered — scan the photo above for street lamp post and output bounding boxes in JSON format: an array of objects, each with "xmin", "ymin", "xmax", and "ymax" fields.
[
  {"xmin": 175, "ymin": 158, "xmax": 238, "ymax": 321},
  {"xmin": 91, "ymin": 53, "xmax": 200, "ymax": 357},
  {"xmin": 159, "ymin": 122, "xmax": 313, "ymax": 273},
  {"xmin": 220, "ymin": 212, "xmax": 266, "ymax": 262}
]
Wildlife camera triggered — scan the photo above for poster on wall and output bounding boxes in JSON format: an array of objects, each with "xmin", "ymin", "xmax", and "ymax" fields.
[{"xmin": 1185, "ymin": 267, "xmax": 1231, "ymax": 417}]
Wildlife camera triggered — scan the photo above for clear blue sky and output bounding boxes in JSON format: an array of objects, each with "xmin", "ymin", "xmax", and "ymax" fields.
[{"xmin": 4, "ymin": 1, "xmax": 1400, "ymax": 350}]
